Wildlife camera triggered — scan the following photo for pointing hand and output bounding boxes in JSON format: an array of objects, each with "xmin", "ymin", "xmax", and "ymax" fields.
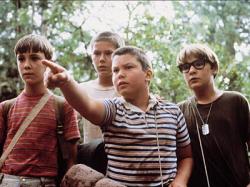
[{"xmin": 42, "ymin": 60, "xmax": 71, "ymax": 89}]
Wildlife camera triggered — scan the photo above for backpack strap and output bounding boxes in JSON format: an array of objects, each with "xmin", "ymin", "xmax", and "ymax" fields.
[
  {"xmin": 0, "ymin": 98, "xmax": 16, "ymax": 155},
  {"xmin": 2, "ymin": 98, "xmax": 16, "ymax": 125},
  {"xmin": 53, "ymin": 95, "xmax": 70, "ymax": 160}
]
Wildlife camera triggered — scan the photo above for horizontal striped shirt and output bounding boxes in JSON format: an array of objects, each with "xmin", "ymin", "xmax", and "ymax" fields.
[
  {"xmin": 101, "ymin": 95, "xmax": 190, "ymax": 186},
  {"xmin": 0, "ymin": 91, "xmax": 80, "ymax": 177}
]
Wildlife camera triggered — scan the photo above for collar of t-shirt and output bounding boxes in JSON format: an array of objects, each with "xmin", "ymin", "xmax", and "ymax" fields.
[{"xmin": 118, "ymin": 94, "xmax": 158, "ymax": 113}]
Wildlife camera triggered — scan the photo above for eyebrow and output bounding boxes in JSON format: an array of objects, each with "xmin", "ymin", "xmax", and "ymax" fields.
[{"xmin": 183, "ymin": 59, "xmax": 201, "ymax": 64}]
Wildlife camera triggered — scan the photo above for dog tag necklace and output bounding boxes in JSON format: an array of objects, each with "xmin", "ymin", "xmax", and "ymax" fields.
[{"xmin": 194, "ymin": 102, "xmax": 213, "ymax": 135}]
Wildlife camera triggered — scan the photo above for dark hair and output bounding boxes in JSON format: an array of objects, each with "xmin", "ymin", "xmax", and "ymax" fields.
[
  {"xmin": 90, "ymin": 31, "xmax": 125, "ymax": 50},
  {"xmin": 112, "ymin": 46, "xmax": 152, "ymax": 71},
  {"xmin": 14, "ymin": 34, "xmax": 53, "ymax": 60}
]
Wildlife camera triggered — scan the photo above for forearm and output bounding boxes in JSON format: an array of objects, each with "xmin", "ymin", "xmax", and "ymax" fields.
[
  {"xmin": 60, "ymin": 77, "xmax": 105, "ymax": 125},
  {"xmin": 43, "ymin": 59, "xmax": 105, "ymax": 125},
  {"xmin": 66, "ymin": 140, "xmax": 78, "ymax": 169},
  {"xmin": 173, "ymin": 157, "xmax": 193, "ymax": 185},
  {"xmin": 60, "ymin": 78, "xmax": 89, "ymax": 116},
  {"xmin": 170, "ymin": 144, "xmax": 193, "ymax": 187}
]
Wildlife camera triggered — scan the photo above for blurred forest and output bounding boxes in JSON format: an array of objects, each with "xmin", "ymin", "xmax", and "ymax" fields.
[{"xmin": 0, "ymin": 0, "xmax": 249, "ymax": 103}]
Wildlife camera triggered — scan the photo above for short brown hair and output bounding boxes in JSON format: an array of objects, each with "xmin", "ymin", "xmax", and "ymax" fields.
[
  {"xmin": 176, "ymin": 43, "xmax": 219, "ymax": 76},
  {"xmin": 14, "ymin": 34, "xmax": 53, "ymax": 60},
  {"xmin": 112, "ymin": 46, "xmax": 152, "ymax": 71},
  {"xmin": 90, "ymin": 31, "xmax": 125, "ymax": 50}
]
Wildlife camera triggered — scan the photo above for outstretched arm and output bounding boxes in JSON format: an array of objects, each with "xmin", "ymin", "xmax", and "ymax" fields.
[
  {"xmin": 42, "ymin": 60, "xmax": 105, "ymax": 126},
  {"xmin": 169, "ymin": 144, "xmax": 193, "ymax": 187}
]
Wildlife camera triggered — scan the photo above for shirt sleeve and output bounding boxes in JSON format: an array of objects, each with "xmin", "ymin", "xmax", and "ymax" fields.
[
  {"xmin": 100, "ymin": 99, "xmax": 116, "ymax": 132},
  {"xmin": 176, "ymin": 107, "xmax": 191, "ymax": 148},
  {"xmin": 63, "ymin": 101, "xmax": 80, "ymax": 141}
]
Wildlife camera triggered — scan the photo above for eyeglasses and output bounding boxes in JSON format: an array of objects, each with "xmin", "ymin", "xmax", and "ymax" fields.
[{"xmin": 178, "ymin": 59, "xmax": 206, "ymax": 73}]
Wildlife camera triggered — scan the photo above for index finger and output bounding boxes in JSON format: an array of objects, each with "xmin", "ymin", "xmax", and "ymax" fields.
[{"xmin": 42, "ymin": 59, "xmax": 65, "ymax": 74}]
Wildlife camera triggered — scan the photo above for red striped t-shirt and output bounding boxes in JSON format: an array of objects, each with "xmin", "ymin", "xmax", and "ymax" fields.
[{"xmin": 0, "ymin": 91, "xmax": 80, "ymax": 177}]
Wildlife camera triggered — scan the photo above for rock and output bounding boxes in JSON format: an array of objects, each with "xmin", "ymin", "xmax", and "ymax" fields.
[
  {"xmin": 61, "ymin": 164, "xmax": 104, "ymax": 187},
  {"xmin": 94, "ymin": 178, "xmax": 126, "ymax": 187}
]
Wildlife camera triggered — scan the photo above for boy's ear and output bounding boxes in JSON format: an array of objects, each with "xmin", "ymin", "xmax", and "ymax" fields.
[
  {"xmin": 211, "ymin": 64, "xmax": 218, "ymax": 76},
  {"xmin": 145, "ymin": 69, "xmax": 153, "ymax": 82},
  {"xmin": 213, "ymin": 69, "xmax": 218, "ymax": 76}
]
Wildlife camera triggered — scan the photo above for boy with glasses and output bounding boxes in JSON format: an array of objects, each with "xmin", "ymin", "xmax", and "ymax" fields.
[{"xmin": 177, "ymin": 43, "xmax": 250, "ymax": 187}]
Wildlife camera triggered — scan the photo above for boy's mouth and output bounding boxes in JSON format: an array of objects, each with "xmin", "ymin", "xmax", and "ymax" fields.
[
  {"xmin": 118, "ymin": 81, "xmax": 128, "ymax": 87},
  {"xmin": 23, "ymin": 72, "xmax": 34, "ymax": 76},
  {"xmin": 189, "ymin": 77, "xmax": 199, "ymax": 81},
  {"xmin": 98, "ymin": 65, "xmax": 108, "ymax": 71}
]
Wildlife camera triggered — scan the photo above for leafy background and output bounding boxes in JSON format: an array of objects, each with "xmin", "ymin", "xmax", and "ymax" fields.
[{"xmin": 0, "ymin": 0, "xmax": 249, "ymax": 103}]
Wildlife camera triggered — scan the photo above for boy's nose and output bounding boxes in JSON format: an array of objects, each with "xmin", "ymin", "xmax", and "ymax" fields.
[
  {"xmin": 117, "ymin": 70, "xmax": 125, "ymax": 79},
  {"xmin": 99, "ymin": 53, "xmax": 106, "ymax": 62},
  {"xmin": 24, "ymin": 60, "xmax": 31, "ymax": 69},
  {"xmin": 188, "ymin": 65, "xmax": 197, "ymax": 73}
]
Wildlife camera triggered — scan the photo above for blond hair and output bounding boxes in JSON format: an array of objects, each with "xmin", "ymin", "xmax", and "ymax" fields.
[
  {"xmin": 176, "ymin": 43, "xmax": 219, "ymax": 76},
  {"xmin": 90, "ymin": 31, "xmax": 125, "ymax": 50}
]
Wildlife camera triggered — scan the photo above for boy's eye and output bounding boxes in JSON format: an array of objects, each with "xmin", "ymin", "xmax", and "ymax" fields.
[
  {"xmin": 126, "ymin": 65, "xmax": 133, "ymax": 70},
  {"xmin": 193, "ymin": 60, "xmax": 204, "ymax": 67},
  {"xmin": 31, "ymin": 56, "xmax": 41, "ymax": 61},
  {"xmin": 105, "ymin": 51, "xmax": 113, "ymax": 56},
  {"xmin": 93, "ymin": 51, "xmax": 101, "ymax": 56},
  {"xmin": 18, "ymin": 57, "xmax": 25, "ymax": 62}
]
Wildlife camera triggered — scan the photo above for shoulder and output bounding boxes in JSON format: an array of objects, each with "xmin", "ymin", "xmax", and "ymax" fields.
[
  {"xmin": 103, "ymin": 97, "xmax": 122, "ymax": 107},
  {"xmin": 221, "ymin": 91, "xmax": 248, "ymax": 104},
  {"xmin": 177, "ymin": 99, "xmax": 189, "ymax": 107},
  {"xmin": 177, "ymin": 99, "xmax": 191, "ymax": 111},
  {"xmin": 80, "ymin": 80, "xmax": 95, "ymax": 88},
  {"xmin": 223, "ymin": 90, "xmax": 246, "ymax": 98},
  {"xmin": 53, "ymin": 94, "xmax": 65, "ymax": 103},
  {"xmin": 157, "ymin": 100, "xmax": 184, "ymax": 115},
  {"xmin": 53, "ymin": 94, "xmax": 75, "ymax": 114},
  {"xmin": 1, "ymin": 97, "xmax": 17, "ymax": 109},
  {"xmin": 103, "ymin": 97, "xmax": 130, "ymax": 115},
  {"xmin": 0, "ymin": 97, "xmax": 17, "ymax": 120}
]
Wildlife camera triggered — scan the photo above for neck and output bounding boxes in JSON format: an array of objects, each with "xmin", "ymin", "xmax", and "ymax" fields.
[
  {"xmin": 126, "ymin": 90, "xmax": 150, "ymax": 112},
  {"xmin": 24, "ymin": 84, "xmax": 48, "ymax": 96},
  {"xmin": 97, "ymin": 76, "xmax": 113, "ymax": 87},
  {"xmin": 193, "ymin": 85, "xmax": 222, "ymax": 104}
]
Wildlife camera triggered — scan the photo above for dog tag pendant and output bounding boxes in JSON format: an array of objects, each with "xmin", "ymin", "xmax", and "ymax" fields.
[{"xmin": 202, "ymin": 124, "xmax": 209, "ymax": 135}]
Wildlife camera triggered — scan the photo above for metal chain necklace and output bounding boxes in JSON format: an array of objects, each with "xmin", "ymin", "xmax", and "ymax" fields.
[{"xmin": 193, "ymin": 102, "xmax": 213, "ymax": 135}]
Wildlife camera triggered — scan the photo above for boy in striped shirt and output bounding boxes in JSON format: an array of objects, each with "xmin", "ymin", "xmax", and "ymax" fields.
[{"xmin": 43, "ymin": 46, "xmax": 193, "ymax": 187}]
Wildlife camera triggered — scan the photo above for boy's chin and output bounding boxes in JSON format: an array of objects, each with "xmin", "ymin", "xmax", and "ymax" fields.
[
  {"xmin": 24, "ymin": 80, "xmax": 44, "ymax": 86},
  {"xmin": 119, "ymin": 92, "xmax": 132, "ymax": 100}
]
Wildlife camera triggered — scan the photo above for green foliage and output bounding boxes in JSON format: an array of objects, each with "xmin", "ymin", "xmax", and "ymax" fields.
[
  {"xmin": 0, "ymin": 0, "xmax": 249, "ymax": 103},
  {"xmin": 126, "ymin": 1, "xmax": 250, "ymax": 101}
]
